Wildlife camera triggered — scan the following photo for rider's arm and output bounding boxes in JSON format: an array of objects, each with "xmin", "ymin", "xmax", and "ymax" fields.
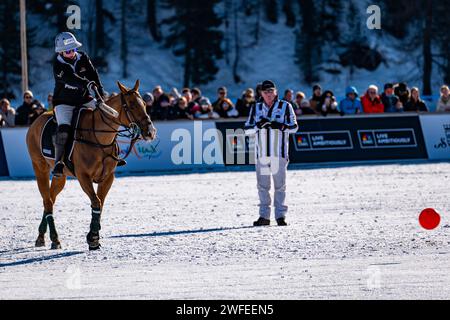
[
  {"xmin": 84, "ymin": 55, "xmax": 105, "ymax": 98},
  {"xmin": 53, "ymin": 56, "xmax": 89, "ymax": 88}
]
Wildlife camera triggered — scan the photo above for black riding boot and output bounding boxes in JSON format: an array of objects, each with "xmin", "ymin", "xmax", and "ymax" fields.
[{"xmin": 52, "ymin": 124, "xmax": 71, "ymax": 177}]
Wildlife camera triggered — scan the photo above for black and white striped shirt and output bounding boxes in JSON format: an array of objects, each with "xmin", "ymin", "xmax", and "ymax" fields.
[{"xmin": 244, "ymin": 99, "xmax": 298, "ymax": 159}]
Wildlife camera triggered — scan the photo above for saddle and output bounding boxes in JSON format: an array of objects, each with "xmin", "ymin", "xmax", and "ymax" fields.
[{"xmin": 40, "ymin": 108, "xmax": 87, "ymax": 176}]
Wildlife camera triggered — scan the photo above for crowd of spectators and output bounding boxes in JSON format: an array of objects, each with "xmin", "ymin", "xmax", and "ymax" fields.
[{"xmin": 1, "ymin": 82, "xmax": 449, "ymax": 128}]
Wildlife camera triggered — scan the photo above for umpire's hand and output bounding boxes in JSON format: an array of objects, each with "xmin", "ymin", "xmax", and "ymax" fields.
[
  {"xmin": 269, "ymin": 122, "xmax": 286, "ymax": 131},
  {"xmin": 256, "ymin": 118, "xmax": 271, "ymax": 129}
]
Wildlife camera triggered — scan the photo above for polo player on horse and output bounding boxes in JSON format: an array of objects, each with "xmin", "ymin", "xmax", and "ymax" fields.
[{"xmin": 52, "ymin": 32, "xmax": 125, "ymax": 177}]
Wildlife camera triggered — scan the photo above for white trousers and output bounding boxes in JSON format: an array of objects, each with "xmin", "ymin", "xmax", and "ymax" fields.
[
  {"xmin": 54, "ymin": 100, "xmax": 96, "ymax": 125},
  {"xmin": 256, "ymin": 156, "xmax": 289, "ymax": 219}
]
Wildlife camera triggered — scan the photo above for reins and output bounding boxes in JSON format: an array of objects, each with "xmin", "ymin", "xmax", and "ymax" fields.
[{"xmin": 74, "ymin": 89, "xmax": 143, "ymax": 165}]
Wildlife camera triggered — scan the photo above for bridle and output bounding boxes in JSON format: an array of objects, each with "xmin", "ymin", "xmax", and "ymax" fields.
[{"xmin": 75, "ymin": 90, "xmax": 152, "ymax": 165}]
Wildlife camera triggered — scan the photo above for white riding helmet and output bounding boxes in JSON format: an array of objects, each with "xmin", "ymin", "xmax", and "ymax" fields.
[{"xmin": 55, "ymin": 32, "xmax": 82, "ymax": 53}]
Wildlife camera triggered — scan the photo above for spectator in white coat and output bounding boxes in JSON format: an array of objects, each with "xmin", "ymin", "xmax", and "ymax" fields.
[{"xmin": 437, "ymin": 85, "xmax": 450, "ymax": 112}]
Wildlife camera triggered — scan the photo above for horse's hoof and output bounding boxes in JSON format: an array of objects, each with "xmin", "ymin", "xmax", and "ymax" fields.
[
  {"xmin": 89, "ymin": 244, "xmax": 101, "ymax": 251},
  {"xmin": 35, "ymin": 236, "xmax": 45, "ymax": 248},
  {"xmin": 87, "ymin": 232, "xmax": 100, "ymax": 250},
  {"xmin": 51, "ymin": 242, "xmax": 62, "ymax": 250}
]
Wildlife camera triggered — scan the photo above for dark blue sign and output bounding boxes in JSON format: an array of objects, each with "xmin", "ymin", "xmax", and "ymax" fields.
[{"xmin": 0, "ymin": 130, "xmax": 10, "ymax": 176}]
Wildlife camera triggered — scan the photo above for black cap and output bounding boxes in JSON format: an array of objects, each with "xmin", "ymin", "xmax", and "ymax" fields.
[
  {"xmin": 397, "ymin": 82, "xmax": 408, "ymax": 90},
  {"xmin": 313, "ymin": 84, "xmax": 322, "ymax": 92},
  {"xmin": 384, "ymin": 83, "xmax": 394, "ymax": 90},
  {"xmin": 261, "ymin": 80, "xmax": 276, "ymax": 91}
]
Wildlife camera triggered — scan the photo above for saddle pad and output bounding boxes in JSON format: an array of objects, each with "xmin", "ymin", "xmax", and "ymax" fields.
[{"xmin": 40, "ymin": 108, "xmax": 88, "ymax": 174}]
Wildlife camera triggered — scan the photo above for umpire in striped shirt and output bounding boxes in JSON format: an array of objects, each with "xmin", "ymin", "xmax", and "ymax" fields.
[{"xmin": 245, "ymin": 80, "xmax": 298, "ymax": 226}]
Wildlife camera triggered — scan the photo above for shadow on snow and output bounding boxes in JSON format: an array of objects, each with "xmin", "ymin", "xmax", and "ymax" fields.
[
  {"xmin": 110, "ymin": 226, "xmax": 256, "ymax": 239},
  {"xmin": 0, "ymin": 251, "xmax": 84, "ymax": 268}
]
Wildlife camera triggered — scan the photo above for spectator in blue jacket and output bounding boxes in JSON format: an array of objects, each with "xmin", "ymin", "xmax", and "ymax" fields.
[
  {"xmin": 382, "ymin": 83, "xmax": 403, "ymax": 113},
  {"xmin": 339, "ymin": 86, "xmax": 363, "ymax": 115}
]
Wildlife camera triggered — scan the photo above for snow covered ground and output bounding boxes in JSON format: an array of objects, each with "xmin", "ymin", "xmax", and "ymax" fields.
[{"xmin": 0, "ymin": 162, "xmax": 450, "ymax": 300}]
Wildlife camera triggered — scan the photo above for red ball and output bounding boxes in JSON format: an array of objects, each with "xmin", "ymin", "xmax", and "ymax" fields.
[{"xmin": 419, "ymin": 208, "xmax": 441, "ymax": 230}]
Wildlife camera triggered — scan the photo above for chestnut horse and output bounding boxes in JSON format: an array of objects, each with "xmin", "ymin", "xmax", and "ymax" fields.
[{"xmin": 26, "ymin": 80, "xmax": 156, "ymax": 250}]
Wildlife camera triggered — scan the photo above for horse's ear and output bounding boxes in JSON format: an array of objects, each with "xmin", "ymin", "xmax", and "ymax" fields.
[
  {"xmin": 117, "ymin": 81, "xmax": 129, "ymax": 94},
  {"xmin": 133, "ymin": 79, "xmax": 140, "ymax": 92}
]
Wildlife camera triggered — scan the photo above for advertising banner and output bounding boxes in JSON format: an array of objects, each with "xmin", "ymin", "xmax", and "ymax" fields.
[
  {"xmin": 215, "ymin": 115, "xmax": 427, "ymax": 165},
  {"xmin": 289, "ymin": 115, "xmax": 427, "ymax": 163},
  {"xmin": 419, "ymin": 114, "xmax": 450, "ymax": 160},
  {"xmin": 116, "ymin": 120, "xmax": 224, "ymax": 173}
]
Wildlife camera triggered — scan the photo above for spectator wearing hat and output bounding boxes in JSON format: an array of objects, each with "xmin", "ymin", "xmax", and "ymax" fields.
[
  {"xmin": 193, "ymin": 97, "xmax": 219, "ymax": 120},
  {"xmin": 156, "ymin": 93, "xmax": 175, "ymax": 120},
  {"xmin": 437, "ymin": 85, "xmax": 450, "ymax": 112},
  {"xmin": 404, "ymin": 87, "xmax": 428, "ymax": 112},
  {"xmin": 143, "ymin": 92, "xmax": 155, "ymax": 117},
  {"xmin": 394, "ymin": 82, "xmax": 410, "ymax": 106},
  {"xmin": 339, "ymin": 86, "xmax": 363, "ymax": 115},
  {"xmin": 309, "ymin": 84, "xmax": 323, "ymax": 114},
  {"xmin": 236, "ymin": 88, "xmax": 256, "ymax": 118},
  {"xmin": 244, "ymin": 80, "xmax": 298, "ymax": 227},
  {"xmin": 0, "ymin": 98, "xmax": 16, "ymax": 127},
  {"xmin": 15, "ymin": 90, "xmax": 46, "ymax": 126},
  {"xmin": 382, "ymin": 83, "xmax": 403, "ymax": 113},
  {"xmin": 361, "ymin": 85, "xmax": 384, "ymax": 114},
  {"xmin": 212, "ymin": 87, "xmax": 239, "ymax": 118},
  {"xmin": 174, "ymin": 96, "xmax": 194, "ymax": 120}
]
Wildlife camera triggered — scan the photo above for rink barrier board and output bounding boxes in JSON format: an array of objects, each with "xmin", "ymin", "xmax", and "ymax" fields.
[
  {"xmin": 216, "ymin": 114, "xmax": 429, "ymax": 165},
  {"xmin": 0, "ymin": 121, "xmax": 224, "ymax": 178},
  {"xmin": 0, "ymin": 114, "xmax": 448, "ymax": 178}
]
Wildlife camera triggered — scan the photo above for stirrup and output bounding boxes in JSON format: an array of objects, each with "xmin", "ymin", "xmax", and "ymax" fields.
[{"xmin": 117, "ymin": 159, "xmax": 127, "ymax": 167}]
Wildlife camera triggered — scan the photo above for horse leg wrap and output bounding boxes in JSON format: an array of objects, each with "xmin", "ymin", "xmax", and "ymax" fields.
[
  {"xmin": 90, "ymin": 208, "xmax": 102, "ymax": 233},
  {"xmin": 46, "ymin": 213, "xmax": 59, "ymax": 242},
  {"xmin": 38, "ymin": 212, "xmax": 51, "ymax": 235}
]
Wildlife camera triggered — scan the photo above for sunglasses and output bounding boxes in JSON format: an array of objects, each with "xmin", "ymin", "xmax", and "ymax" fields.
[
  {"xmin": 64, "ymin": 48, "xmax": 77, "ymax": 54},
  {"xmin": 263, "ymin": 89, "xmax": 275, "ymax": 94},
  {"xmin": 24, "ymin": 96, "xmax": 33, "ymax": 99},
  {"xmin": 219, "ymin": 91, "xmax": 226, "ymax": 95},
  {"xmin": 369, "ymin": 91, "xmax": 377, "ymax": 94}
]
